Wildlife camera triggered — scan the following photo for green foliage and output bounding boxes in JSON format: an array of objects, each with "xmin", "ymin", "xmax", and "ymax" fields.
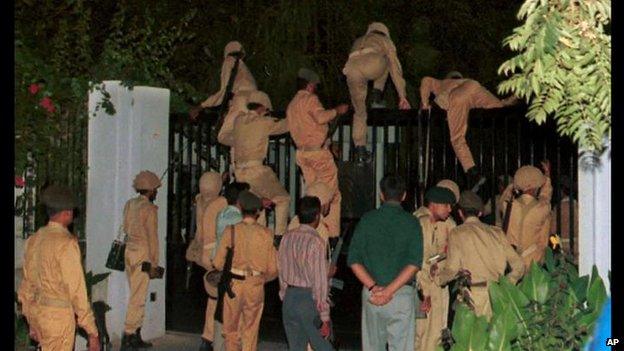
[
  {"xmin": 449, "ymin": 249, "xmax": 607, "ymax": 350},
  {"xmin": 498, "ymin": 0, "xmax": 611, "ymax": 154}
]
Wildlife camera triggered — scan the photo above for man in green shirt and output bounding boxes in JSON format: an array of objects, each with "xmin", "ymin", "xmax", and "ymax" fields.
[{"xmin": 348, "ymin": 174, "xmax": 424, "ymax": 351}]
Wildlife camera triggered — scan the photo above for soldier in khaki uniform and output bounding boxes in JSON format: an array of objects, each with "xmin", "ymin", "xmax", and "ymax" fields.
[
  {"xmin": 193, "ymin": 172, "xmax": 228, "ymax": 351},
  {"xmin": 413, "ymin": 182, "xmax": 458, "ymax": 351},
  {"xmin": 286, "ymin": 68, "xmax": 349, "ymax": 237},
  {"xmin": 121, "ymin": 171, "xmax": 162, "ymax": 348},
  {"xmin": 550, "ymin": 176, "xmax": 578, "ymax": 263},
  {"xmin": 288, "ymin": 182, "xmax": 334, "ymax": 242},
  {"xmin": 343, "ymin": 22, "xmax": 411, "ymax": 162},
  {"xmin": 18, "ymin": 185, "xmax": 100, "ymax": 351},
  {"xmin": 219, "ymin": 90, "xmax": 291, "ymax": 237},
  {"xmin": 213, "ymin": 191, "xmax": 279, "ymax": 351},
  {"xmin": 433, "ymin": 191, "xmax": 525, "ymax": 319},
  {"xmin": 190, "ymin": 41, "xmax": 258, "ymax": 119},
  {"xmin": 419, "ymin": 72, "xmax": 518, "ymax": 187},
  {"xmin": 498, "ymin": 161, "xmax": 552, "ymax": 269}
]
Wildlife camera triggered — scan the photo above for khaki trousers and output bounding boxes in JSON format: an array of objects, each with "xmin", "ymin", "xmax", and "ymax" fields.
[
  {"xmin": 33, "ymin": 306, "xmax": 75, "ymax": 351},
  {"xmin": 344, "ymin": 53, "xmax": 389, "ymax": 146},
  {"xmin": 124, "ymin": 247, "xmax": 150, "ymax": 334},
  {"xmin": 468, "ymin": 286, "xmax": 492, "ymax": 320},
  {"xmin": 235, "ymin": 164, "xmax": 290, "ymax": 235},
  {"xmin": 447, "ymin": 80, "xmax": 509, "ymax": 172},
  {"xmin": 296, "ymin": 149, "xmax": 341, "ymax": 237},
  {"xmin": 414, "ymin": 285, "xmax": 449, "ymax": 351},
  {"xmin": 223, "ymin": 277, "xmax": 265, "ymax": 351}
]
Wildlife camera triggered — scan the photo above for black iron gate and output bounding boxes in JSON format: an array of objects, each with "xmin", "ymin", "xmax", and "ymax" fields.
[{"xmin": 165, "ymin": 106, "xmax": 578, "ymax": 338}]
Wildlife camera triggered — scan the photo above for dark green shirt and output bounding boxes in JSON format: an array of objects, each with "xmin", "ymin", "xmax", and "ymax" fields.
[{"xmin": 347, "ymin": 202, "xmax": 423, "ymax": 286}]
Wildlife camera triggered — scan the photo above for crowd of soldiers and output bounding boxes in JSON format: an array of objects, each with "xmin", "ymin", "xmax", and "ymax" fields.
[{"xmin": 16, "ymin": 21, "xmax": 573, "ymax": 351}]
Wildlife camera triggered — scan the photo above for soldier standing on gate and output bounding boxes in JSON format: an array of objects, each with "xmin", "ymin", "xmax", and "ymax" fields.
[
  {"xmin": 219, "ymin": 90, "xmax": 291, "ymax": 240},
  {"xmin": 18, "ymin": 185, "xmax": 100, "ymax": 351},
  {"xmin": 419, "ymin": 72, "xmax": 519, "ymax": 189},
  {"xmin": 413, "ymin": 182, "xmax": 459, "ymax": 351},
  {"xmin": 286, "ymin": 68, "xmax": 349, "ymax": 239},
  {"xmin": 342, "ymin": 22, "xmax": 411, "ymax": 163}
]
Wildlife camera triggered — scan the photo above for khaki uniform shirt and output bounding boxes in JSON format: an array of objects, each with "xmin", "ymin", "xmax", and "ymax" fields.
[
  {"xmin": 348, "ymin": 33, "xmax": 407, "ymax": 98},
  {"xmin": 221, "ymin": 110, "xmax": 289, "ymax": 163},
  {"xmin": 213, "ymin": 217, "xmax": 279, "ymax": 282},
  {"xmin": 499, "ymin": 177, "xmax": 553, "ymax": 268},
  {"xmin": 286, "ymin": 90, "xmax": 337, "ymax": 149},
  {"xmin": 419, "ymin": 77, "xmax": 468, "ymax": 110},
  {"xmin": 199, "ymin": 196, "xmax": 228, "ymax": 268},
  {"xmin": 413, "ymin": 207, "xmax": 456, "ymax": 291},
  {"xmin": 201, "ymin": 57, "xmax": 257, "ymax": 108},
  {"xmin": 124, "ymin": 195, "xmax": 159, "ymax": 266},
  {"xmin": 436, "ymin": 217, "xmax": 525, "ymax": 286},
  {"xmin": 18, "ymin": 222, "xmax": 98, "ymax": 335}
]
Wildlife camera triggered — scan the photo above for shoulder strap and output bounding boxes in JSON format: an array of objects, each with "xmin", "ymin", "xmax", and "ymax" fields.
[{"xmin": 502, "ymin": 199, "xmax": 514, "ymax": 234}]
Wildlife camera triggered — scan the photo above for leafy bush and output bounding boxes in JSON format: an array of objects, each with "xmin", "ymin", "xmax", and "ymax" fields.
[
  {"xmin": 447, "ymin": 249, "xmax": 607, "ymax": 350},
  {"xmin": 497, "ymin": 0, "xmax": 611, "ymax": 154}
]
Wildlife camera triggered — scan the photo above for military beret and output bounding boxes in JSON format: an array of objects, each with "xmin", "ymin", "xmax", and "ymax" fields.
[
  {"xmin": 40, "ymin": 185, "xmax": 76, "ymax": 210},
  {"xmin": 458, "ymin": 190, "xmax": 484, "ymax": 212},
  {"xmin": 298, "ymin": 68, "xmax": 320, "ymax": 84},
  {"xmin": 425, "ymin": 186, "xmax": 455, "ymax": 205},
  {"xmin": 436, "ymin": 179, "xmax": 460, "ymax": 204},
  {"xmin": 238, "ymin": 190, "xmax": 262, "ymax": 212}
]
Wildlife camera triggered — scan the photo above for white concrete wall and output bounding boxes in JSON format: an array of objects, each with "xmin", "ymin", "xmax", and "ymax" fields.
[
  {"xmin": 578, "ymin": 141, "xmax": 611, "ymax": 293},
  {"xmin": 85, "ymin": 81, "xmax": 170, "ymax": 348}
]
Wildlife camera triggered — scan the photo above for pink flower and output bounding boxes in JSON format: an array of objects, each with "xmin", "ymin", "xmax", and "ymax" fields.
[
  {"xmin": 39, "ymin": 96, "xmax": 56, "ymax": 114},
  {"xmin": 15, "ymin": 176, "xmax": 25, "ymax": 188},
  {"xmin": 28, "ymin": 83, "xmax": 40, "ymax": 95}
]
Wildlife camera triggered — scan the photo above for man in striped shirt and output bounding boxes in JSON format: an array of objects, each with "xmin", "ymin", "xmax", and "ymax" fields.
[{"xmin": 278, "ymin": 196, "xmax": 334, "ymax": 351}]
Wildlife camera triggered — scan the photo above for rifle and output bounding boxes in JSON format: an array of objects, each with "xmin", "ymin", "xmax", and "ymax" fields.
[{"xmin": 214, "ymin": 225, "xmax": 237, "ymax": 324}]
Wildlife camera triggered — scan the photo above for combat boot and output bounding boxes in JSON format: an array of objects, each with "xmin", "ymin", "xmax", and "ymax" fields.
[
  {"xmin": 199, "ymin": 337, "xmax": 214, "ymax": 351},
  {"xmin": 119, "ymin": 333, "xmax": 136, "ymax": 351},
  {"xmin": 130, "ymin": 328, "xmax": 153, "ymax": 348},
  {"xmin": 370, "ymin": 88, "xmax": 386, "ymax": 109},
  {"xmin": 353, "ymin": 146, "xmax": 371, "ymax": 164},
  {"xmin": 466, "ymin": 167, "xmax": 486, "ymax": 192}
]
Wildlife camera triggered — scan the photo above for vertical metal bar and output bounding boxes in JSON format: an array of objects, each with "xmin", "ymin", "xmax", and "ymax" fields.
[
  {"xmin": 177, "ymin": 120, "xmax": 184, "ymax": 244},
  {"xmin": 491, "ymin": 113, "xmax": 497, "ymax": 225},
  {"xmin": 504, "ymin": 114, "xmax": 509, "ymax": 177},
  {"xmin": 394, "ymin": 117, "xmax": 400, "ymax": 174},
  {"xmin": 478, "ymin": 113, "xmax": 484, "ymax": 171},
  {"xmin": 529, "ymin": 123, "xmax": 535, "ymax": 165},
  {"xmin": 516, "ymin": 117, "xmax": 522, "ymax": 169},
  {"xmin": 338, "ymin": 124, "xmax": 344, "ymax": 161},
  {"xmin": 285, "ymin": 136, "xmax": 291, "ymax": 195},
  {"xmin": 383, "ymin": 120, "xmax": 389, "ymax": 173},
  {"xmin": 442, "ymin": 113, "xmax": 447, "ymax": 178},
  {"xmin": 372, "ymin": 122, "xmax": 378, "ymax": 172},
  {"xmin": 167, "ymin": 115, "xmax": 176, "ymax": 243},
  {"xmin": 196, "ymin": 121, "xmax": 202, "ymax": 182}
]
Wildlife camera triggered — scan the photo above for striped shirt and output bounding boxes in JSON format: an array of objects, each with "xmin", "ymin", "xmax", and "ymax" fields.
[{"xmin": 278, "ymin": 224, "xmax": 330, "ymax": 321}]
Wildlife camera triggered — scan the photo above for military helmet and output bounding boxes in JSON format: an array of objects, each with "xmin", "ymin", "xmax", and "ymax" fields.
[
  {"xmin": 199, "ymin": 172, "xmax": 222, "ymax": 197},
  {"xmin": 133, "ymin": 170, "xmax": 162, "ymax": 191},
  {"xmin": 445, "ymin": 71, "xmax": 463, "ymax": 79},
  {"xmin": 367, "ymin": 22, "xmax": 390, "ymax": 37},
  {"xmin": 223, "ymin": 41, "xmax": 244, "ymax": 58},
  {"xmin": 298, "ymin": 68, "xmax": 320, "ymax": 85},
  {"xmin": 40, "ymin": 185, "xmax": 76, "ymax": 210},
  {"xmin": 513, "ymin": 165, "xmax": 545, "ymax": 192},
  {"xmin": 248, "ymin": 90, "xmax": 273, "ymax": 110},
  {"xmin": 458, "ymin": 190, "xmax": 484, "ymax": 212},
  {"xmin": 436, "ymin": 179, "xmax": 460, "ymax": 204}
]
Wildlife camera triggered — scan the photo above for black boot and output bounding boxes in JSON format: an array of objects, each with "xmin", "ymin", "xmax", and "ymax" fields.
[
  {"xmin": 353, "ymin": 146, "xmax": 371, "ymax": 164},
  {"xmin": 199, "ymin": 338, "xmax": 214, "ymax": 351},
  {"xmin": 130, "ymin": 328, "xmax": 153, "ymax": 348},
  {"xmin": 466, "ymin": 167, "xmax": 486, "ymax": 192},
  {"xmin": 120, "ymin": 333, "xmax": 136, "ymax": 351},
  {"xmin": 370, "ymin": 88, "xmax": 386, "ymax": 109}
]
